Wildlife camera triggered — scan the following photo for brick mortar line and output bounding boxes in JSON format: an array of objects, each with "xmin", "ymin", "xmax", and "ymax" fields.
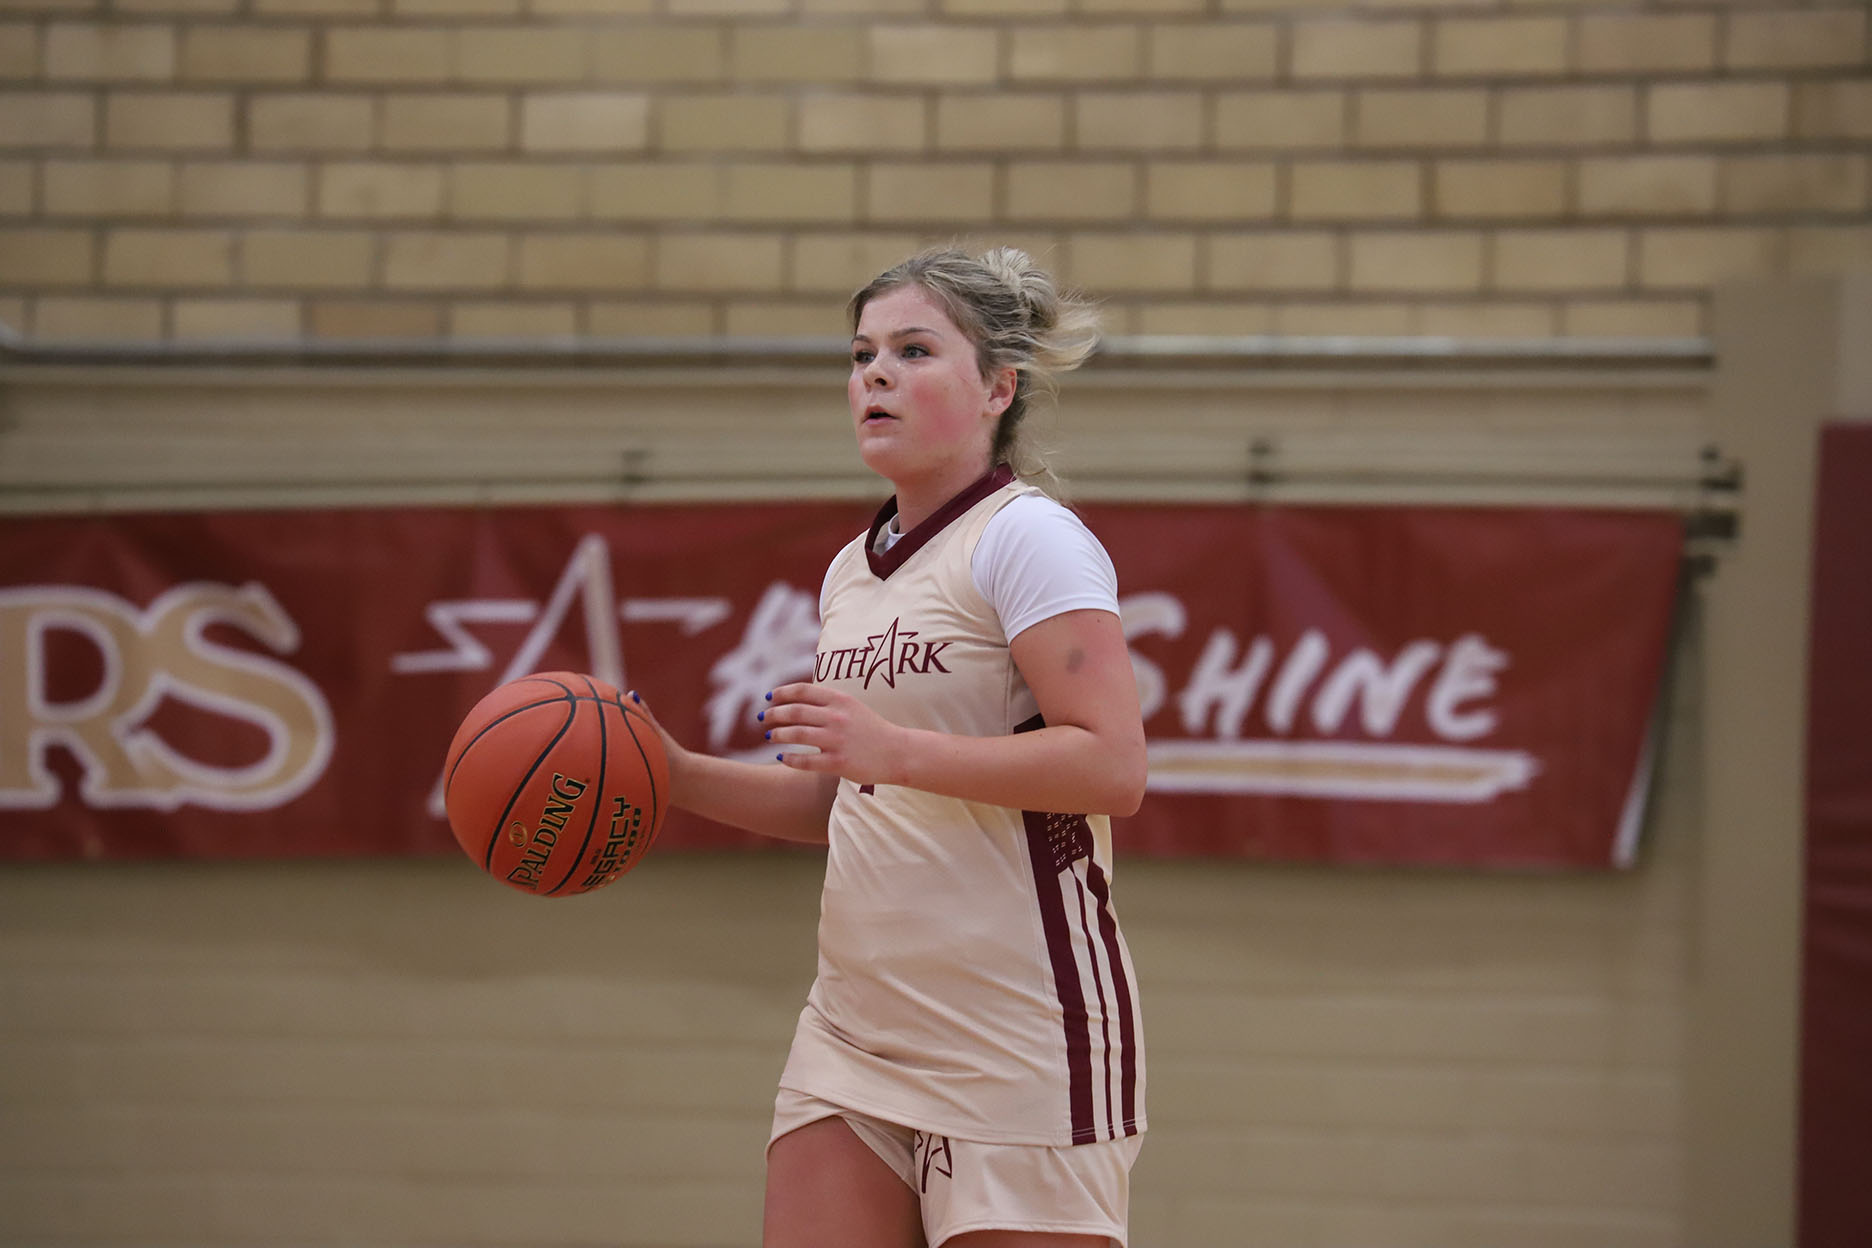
[
  {"xmin": 8, "ymin": 72, "xmax": 1866, "ymax": 98},
  {"xmin": 0, "ymin": 281, "xmax": 1764, "ymax": 302},
  {"xmin": 8, "ymin": 218, "xmax": 1867, "ymax": 237},
  {"xmin": 18, "ymin": 136, "xmax": 1848, "ymax": 156}
]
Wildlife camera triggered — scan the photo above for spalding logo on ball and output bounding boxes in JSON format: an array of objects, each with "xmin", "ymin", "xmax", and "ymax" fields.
[{"xmin": 443, "ymin": 672, "xmax": 669, "ymax": 897}]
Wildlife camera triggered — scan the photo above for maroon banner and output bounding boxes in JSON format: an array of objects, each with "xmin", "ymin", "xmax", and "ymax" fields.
[
  {"xmin": 1800, "ymin": 422, "xmax": 1872, "ymax": 1248},
  {"xmin": 1, "ymin": 501, "xmax": 1680, "ymax": 869}
]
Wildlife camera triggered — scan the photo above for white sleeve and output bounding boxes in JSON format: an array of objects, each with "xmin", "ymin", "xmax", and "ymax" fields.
[{"xmin": 971, "ymin": 494, "xmax": 1120, "ymax": 642}]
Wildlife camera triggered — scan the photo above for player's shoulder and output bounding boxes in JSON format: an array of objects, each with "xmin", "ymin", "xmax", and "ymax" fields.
[
  {"xmin": 976, "ymin": 490, "xmax": 1115, "ymax": 586},
  {"xmin": 819, "ymin": 531, "xmax": 872, "ymax": 609},
  {"xmin": 825, "ymin": 529, "xmax": 872, "ymax": 574},
  {"xmin": 972, "ymin": 488, "xmax": 1119, "ymax": 634},
  {"xmin": 983, "ymin": 490, "xmax": 1105, "ymax": 552}
]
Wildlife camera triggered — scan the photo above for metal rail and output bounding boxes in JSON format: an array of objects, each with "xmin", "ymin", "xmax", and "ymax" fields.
[{"xmin": 0, "ymin": 330, "xmax": 1727, "ymax": 524}]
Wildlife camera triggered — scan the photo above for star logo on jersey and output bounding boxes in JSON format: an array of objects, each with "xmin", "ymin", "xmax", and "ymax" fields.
[
  {"xmin": 862, "ymin": 618, "xmax": 919, "ymax": 690},
  {"xmin": 814, "ymin": 616, "xmax": 954, "ymax": 688}
]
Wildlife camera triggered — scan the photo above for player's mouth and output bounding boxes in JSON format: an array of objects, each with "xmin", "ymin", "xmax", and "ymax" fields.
[{"xmin": 863, "ymin": 405, "xmax": 898, "ymax": 423}]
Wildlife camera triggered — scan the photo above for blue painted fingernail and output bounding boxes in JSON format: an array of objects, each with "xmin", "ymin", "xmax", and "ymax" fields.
[
  {"xmin": 757, "ymin": 710, "xmax": 764, "ymax": 721},
  {"xmin": 764, "ymin": 730, "xmax": 771, "ymax": 740},
  {"xmin": 630, "ymin": 691, "xmax": 640, "ymax": 703},
  {"xmin": 776, "ymin": 753, "xmax": 784, "ymax": 762},
  {"xmin": 764, "ymin": 691, "xmax": 773, "ymax": 702}
]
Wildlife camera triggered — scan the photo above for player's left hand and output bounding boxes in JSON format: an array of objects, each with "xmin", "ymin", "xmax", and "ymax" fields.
[{"xmin": 761, "ymin": 683, "xmax": 908, "ymax": 786}]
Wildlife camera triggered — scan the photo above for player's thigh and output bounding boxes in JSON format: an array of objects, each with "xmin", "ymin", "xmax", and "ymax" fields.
[
  {"xmin": 944, "ymin": 1233, "xmax": 1110, "ymax": 1248},
  {"xmin": 764, "ymin": 1116, "xmax": 924, "ymax": 1248}
]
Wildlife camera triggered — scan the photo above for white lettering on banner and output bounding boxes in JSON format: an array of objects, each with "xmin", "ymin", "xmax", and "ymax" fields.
[
  {"xmin": 0, "ymin": 584, "xmax": 334, "ymax": 812},
  {"xmin": 390, "ymin": 601, "xmax": 538, "ymax": 673},
  {"xmin": 502, "ymin": 533, "xmax": 624, "ymax": 691},
  {"xmin": 392, "ymin": 534, "xmax": 736, "ymax": 815},
  {"xmin": 1312, "ymin": 641, "xmax": 1445, "ymax": 736},
  {"xmin": 1121, "ymin": 598, "xmax": 1534, "ymax": 805},
  {"xmin": 1177, "ymin": 628, "xmax": 1275, "ymax": 739},
  {"xmin": 621, "ymin": 598, "xmax": 734, "ymax": 634},
  {"xmin": 1267, "ymin": 629, "xmax": 1331, "ymax": 734},
  {"xmin": 392, "ymin": 542, "xmax": 1528, "ymax": 813},
  {"xmin": 391, "ymin": 537, "xmax": 737, "ymax": 684},
  {"xmin": 1427, "ymin": 634, "xmax": 1508, "ymax": 741},
  {"xmin": 704, "ymin": 582, "xmax": 821, "ymax": 752},
  {"xmin": 1119, "ymin": 592, "xmax": 1185, "ymax": 723}
]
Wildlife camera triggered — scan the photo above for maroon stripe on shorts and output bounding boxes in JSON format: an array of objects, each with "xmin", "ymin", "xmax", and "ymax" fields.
[
  {"xmin": 1071, "ymin": 863, "xmax": 1117, "ymax": 1141},
  {"xmin": 1025, "ymin": 809, "xmax": 1097, "ymax": 1146},
  {"xmin": 1086, "ymin": 860, "xmax": 1140, "ymax": 1136}
]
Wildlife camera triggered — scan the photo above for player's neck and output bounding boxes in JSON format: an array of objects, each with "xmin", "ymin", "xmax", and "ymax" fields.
[{"xmin": 890, "ymin": 457, "xmax": 996, "ymax": 533}]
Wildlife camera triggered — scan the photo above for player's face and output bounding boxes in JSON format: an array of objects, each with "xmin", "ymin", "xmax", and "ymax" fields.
[{"xmin": 849, "ymin": 284, "xmax": 1014, "ymax": 494}]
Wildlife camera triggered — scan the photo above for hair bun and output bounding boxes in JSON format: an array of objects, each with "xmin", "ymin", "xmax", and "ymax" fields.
[{"xmin": 979, "ymin": 247, "xmax": 1056, "ymax": 330}]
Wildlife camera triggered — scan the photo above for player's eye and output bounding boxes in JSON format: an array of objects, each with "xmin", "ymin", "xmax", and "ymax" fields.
[
  {"xmin": 901, "ymin": 343, "xmax": 929, "ymax": 358},
  {"xmin": 851, "ymin": 348, "xmax": 874, "ymax": 364}
]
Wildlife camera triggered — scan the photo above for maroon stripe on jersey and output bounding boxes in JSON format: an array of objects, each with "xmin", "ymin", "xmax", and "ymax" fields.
[
  {"xmin": 1085, "ymin": 860, "xmax": 1140, "ymax": 1136},
  {"xmin": 1025, "ymin": 810, "xmax": 1097, "ymax": 1146},
  {"xmin": 865, "ymin": 464, "xmax": 1016, "ymax": 581},
  {"xmin": 1014, "ymin": 711, "xmax": 1098, "ymax": 1144},
  {"xmin": 1071, "ymin": 863, "xmax": 1117, "ymax": 1141}
]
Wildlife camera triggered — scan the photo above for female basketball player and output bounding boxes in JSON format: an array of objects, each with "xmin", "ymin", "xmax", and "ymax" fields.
[{"xmin": 636, "ymin": 247, "xmax": 1148, "ymax": 1248}]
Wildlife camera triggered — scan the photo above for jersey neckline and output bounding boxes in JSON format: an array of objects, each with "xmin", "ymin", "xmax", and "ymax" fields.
[{"xmin": 865, "ymin": 463, "xmax": 1016, "ymax": 582}]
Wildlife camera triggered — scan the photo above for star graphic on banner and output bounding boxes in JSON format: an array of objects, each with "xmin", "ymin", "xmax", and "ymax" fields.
[
  {"xmin": 390, "ymin": 532, "xmax": 745, "ymax": 818},
  {"xmin": 863, "ymin": 618, "xmax": 917, "ymax": 690}
]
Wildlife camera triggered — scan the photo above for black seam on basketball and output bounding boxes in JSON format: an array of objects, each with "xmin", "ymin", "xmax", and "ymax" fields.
[
  {"xmin": 445, "ymin": 694, "xmax": 625, "ymax": 796},
  {"xmin": 616, "ymin": 695, "xmax": 662, "ymax": 854},
  {"xmin": 483, "ymin": 698, "xmax": 579, "ymax": 875},
  {"xmin": 445, "ymin": 672, "xmax": 579, "ymax": 795},
  {"xmin": 445, "ymin": 694, "xmax": 571, "ymax": 796},
  {"xmin": 546, "ymin": 675, "xmax": 611, "ymax": 897}
]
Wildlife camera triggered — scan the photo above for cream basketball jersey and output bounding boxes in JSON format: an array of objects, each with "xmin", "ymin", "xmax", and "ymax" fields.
[{"xmin": 778, "ymin": 466, "xmax": 1147, "ymax": 1149}]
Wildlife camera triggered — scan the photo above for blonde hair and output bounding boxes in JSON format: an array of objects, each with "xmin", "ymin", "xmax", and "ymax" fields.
[{"xmin": 848, "ymin": 246, "xmax": 1101, "ymax": 496}]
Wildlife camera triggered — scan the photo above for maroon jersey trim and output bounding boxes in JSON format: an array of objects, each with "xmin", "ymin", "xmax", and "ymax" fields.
[
  {"xmin": 1017, "ymin": 710, "xmax": 1098, "ymax": 1145},
  {"xmin": 1071, "ymin": 861, "xmax": 1117, "ymax": 1140},
  {"xmin": 864, "ymin": 463, "xmax": 1017, "ymax": 582},
  {"xmin": 1085, "ymin": 859, "xmax": 1141, "ymax": 1136},
  {"xmin": 1024, "ymin": 805, "xmax": 1098, "ymax": 1145}
]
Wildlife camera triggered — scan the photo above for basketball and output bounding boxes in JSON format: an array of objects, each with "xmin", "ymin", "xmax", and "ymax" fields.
[{"xmin": 442, "ymin": 671, "xmax": 670, "ymax": 897}]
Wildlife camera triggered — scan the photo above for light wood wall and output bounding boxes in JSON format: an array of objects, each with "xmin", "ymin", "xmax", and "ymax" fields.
[
  {"xmin": 1, "ymin": 346, "xmax": 1716, "ymax": 1246},
  {"xmin": 0, "ymin": 785, "xmax": 1699, "ymax": 1246}
]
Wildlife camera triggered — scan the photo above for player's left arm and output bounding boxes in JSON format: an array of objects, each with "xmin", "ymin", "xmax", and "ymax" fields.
[{"xmin": 765, "ymin": 607, "xmax": 1147, "ymax": 815}]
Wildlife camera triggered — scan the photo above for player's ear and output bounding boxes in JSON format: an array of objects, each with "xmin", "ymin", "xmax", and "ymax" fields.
[{"xmin": 987, "ymin": 365, "xmax": 1018, "ymax": 416}]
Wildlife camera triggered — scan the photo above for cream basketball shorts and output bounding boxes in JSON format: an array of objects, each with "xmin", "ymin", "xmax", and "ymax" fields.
[{"xmin": 770, "ymin": 1086, "xmax": 1142, "ymax": 1247}]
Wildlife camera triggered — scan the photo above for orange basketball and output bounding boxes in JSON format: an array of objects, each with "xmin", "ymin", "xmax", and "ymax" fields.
[{"xmin": 442, "ymin": 671, "xmax": 670, "ymax": 897}]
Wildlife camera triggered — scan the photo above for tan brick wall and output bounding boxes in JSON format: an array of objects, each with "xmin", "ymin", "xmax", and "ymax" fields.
[{"xmin": 1, "ymin": 2, "xmax": 1865, "ymax": 342}]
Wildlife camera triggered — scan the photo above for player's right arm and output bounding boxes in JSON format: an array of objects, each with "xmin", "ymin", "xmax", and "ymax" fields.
[{"xmin": 631, "ymin": 693, "xmax": 836, "ymax": 845}]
